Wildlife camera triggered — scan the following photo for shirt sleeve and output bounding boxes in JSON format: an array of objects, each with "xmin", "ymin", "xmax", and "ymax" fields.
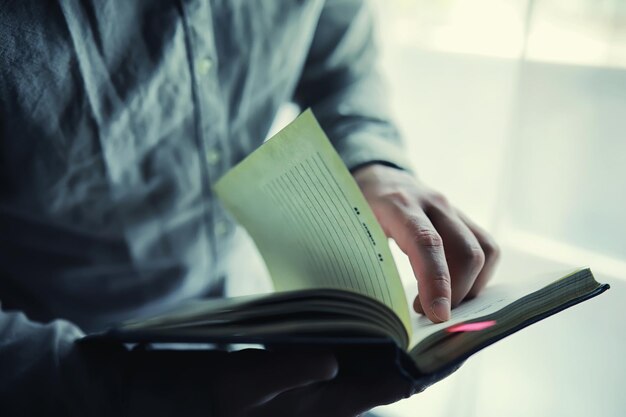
[
  {"xmin": 294, "ymin": 0, "xmax": 413, "ymax": 173},
  {"xmin": 0, "ymin": 308, "xmax": 123, "ymax": 416}
]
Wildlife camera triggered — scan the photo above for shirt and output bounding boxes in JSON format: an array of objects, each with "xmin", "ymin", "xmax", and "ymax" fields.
[{"xmin": 0, "ymin": 0, "xmax": 410, "ymax": 414}]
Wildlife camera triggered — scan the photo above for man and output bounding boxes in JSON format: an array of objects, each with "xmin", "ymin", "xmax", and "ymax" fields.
[{"xmin": 0, "ymin": 1, "xmax": 499, "ymax": 415}]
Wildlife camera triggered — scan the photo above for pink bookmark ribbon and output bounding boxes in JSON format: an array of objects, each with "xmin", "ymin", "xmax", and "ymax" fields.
[{"xmin": 445, "ymin": 320, "xmax": 496, "ymax": 333}]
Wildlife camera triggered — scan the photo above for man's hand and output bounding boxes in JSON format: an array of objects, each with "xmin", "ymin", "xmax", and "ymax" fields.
[
  {"xmin": 121, "ymin": 349, "xmax": 338, "ymax": 416},
  {"xmin": 353, "ymin": 164, "xmax": 500, "ymax": 323},
  {"xmin": 117, "ymin": 348, "xmax": 415, "ymax": 417}
]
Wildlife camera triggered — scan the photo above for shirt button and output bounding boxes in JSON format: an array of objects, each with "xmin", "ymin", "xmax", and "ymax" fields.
[
  {"xmin": 215, "ymin": 221, "xmax": 228, "ymax": 237},
  {"xmin": 196, "ymin": 57, "xmax": 213, "ymax": 75},
  {"xmin": 206, "ymin": 148, "xmax": 220, "ymax": 165}
]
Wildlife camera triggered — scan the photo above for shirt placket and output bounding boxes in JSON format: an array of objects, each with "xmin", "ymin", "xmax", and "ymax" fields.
[{"xmin": 179, "ymin": 0, "xmax": 232, "ymax": 271}]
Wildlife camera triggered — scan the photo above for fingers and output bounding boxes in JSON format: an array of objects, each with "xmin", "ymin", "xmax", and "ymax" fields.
[
  {"xmin": 253, "ymin": 368, "xmax": 413, "ymax": 417},
  {"xmin": 222, "ymin": 349, "xmax": 338, "ymax": 406},
  {"xmin": 129, "ymin": 349, "xmax": 339, "ymax": 417},
  {"xmin": 129, "ymin": 347, "xmax": 416, "ymax": 417},
  {"xmin": 375, "ymin": 193, "xmax": 498, "ymax": 322},
  {"xmin": 425, "ymin": 204, "xmax": 485, "ymax": 307},
  {"xmin": 352, "ymin": 164, "xmax": 499, "ymax": 322},
  {"xmin": 379, "ymin": 202, "xmax": 452, "ymax": 323},
  {"xmin": 456, "ymin": 210, "xmax": 500, "ymax": 298}
]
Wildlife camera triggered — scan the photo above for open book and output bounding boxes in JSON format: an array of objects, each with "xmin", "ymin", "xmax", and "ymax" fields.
[{"xmin": 90, "ymin": 110, "xmax": 609, "ymax": 381}]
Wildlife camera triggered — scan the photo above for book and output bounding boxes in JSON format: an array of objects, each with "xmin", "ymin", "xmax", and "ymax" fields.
[{"xmin": 88, "ymin": 110, "xmax": 610, "ymax": 383}]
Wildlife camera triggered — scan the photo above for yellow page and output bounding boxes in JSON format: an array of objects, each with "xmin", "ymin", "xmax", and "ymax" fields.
[
  {"xmin": 408, "ymin": 267, "xmax": 595, "ymax": 349},
  {"xmin": 214, "ymin": 110, "xmax": 411, "ymax": 335},
  {"xmin": 409, "ymin": 285, "xmax": 517, "ymax": 348}
]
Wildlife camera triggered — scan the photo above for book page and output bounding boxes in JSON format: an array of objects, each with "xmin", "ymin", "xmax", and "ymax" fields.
[
  {"xmin": 408, "ymin": 268, "xmax": 597, "ymax": 349},
  {"xmin": 408, "ymin": 285, "xmax": 521, "ymax": 349},
  {"xmin": 213, "ymin": 110, "xmax": 411, "ymax": 334}
]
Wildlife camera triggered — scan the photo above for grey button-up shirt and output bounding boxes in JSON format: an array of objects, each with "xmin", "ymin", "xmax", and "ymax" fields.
[{"xmin": 0, "ymin": 0, "xmax": 410, "ymax": 413}]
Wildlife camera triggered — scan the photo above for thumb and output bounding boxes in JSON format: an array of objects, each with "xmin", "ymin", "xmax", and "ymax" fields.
[{"xmin": 226, "ymin": 349, "xmax": 338, "ymax": 405}]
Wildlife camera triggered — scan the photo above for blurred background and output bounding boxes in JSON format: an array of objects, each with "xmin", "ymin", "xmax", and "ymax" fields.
[
  {"xmin": 230, "ymin": 0, "xmax": 625, "ymax": 416},
  {"xmin": 369, "ymin": 0, "xmax": 626, "ymax": 416}
]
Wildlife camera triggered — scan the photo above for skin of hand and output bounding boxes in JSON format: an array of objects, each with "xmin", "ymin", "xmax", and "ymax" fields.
[
  {"xmin": 353, "ymin": 164, "xmax": 500, "ymax": 323},
  {"xmin": 115, "ymin": 347, "xmax": 415, "ymax": 417}
]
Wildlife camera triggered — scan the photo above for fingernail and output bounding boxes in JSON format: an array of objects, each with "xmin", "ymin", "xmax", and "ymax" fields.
[{"xmin": 431, "ymin": 298, "xmax": 451, "ymax": 322}]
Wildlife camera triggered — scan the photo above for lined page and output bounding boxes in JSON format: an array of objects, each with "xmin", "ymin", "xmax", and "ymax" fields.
[
  {"xmin": 408, "ymin": 268, "xmax": 598, "ymax": 349},
  {"xmin": 409, "ymin": 285, "xmax": 516, "ymax": 348},
  {"xmin": 214, "ymin": 110, "xmax": 411, "ymax": 334}
]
